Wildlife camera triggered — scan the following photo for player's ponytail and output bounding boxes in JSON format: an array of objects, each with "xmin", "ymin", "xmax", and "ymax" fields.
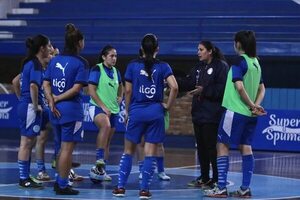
[
  {"xmin": 141, "ymin": 33, "xmax": 158, "ymax": 80},
  {"xmin": 64, "ymin": 23, "xmax": 84, "ymax": 54}
]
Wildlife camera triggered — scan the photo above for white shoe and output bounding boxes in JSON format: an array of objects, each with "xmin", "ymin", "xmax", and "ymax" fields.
[
  {"xmin": 139, "ymin": 172, "xmax": 143, "ymax": 180},
  {"xmin": 158, "ymin": 172, "xmax": 171, "ymax": 181},
  {"xmin": 36, "ymin": 171, "xmax": 51, "ymax": 181},
  {"xmin": 103, "ymin": 173, "xmax": 112, "ymax": 181}
]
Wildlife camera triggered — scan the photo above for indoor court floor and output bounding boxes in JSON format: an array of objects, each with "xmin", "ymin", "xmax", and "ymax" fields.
[{"xmin": 0, "ymin": 134, "xmax": 300, "ymax": 200}]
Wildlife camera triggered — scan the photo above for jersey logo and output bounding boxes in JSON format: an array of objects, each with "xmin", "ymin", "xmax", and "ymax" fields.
[
  {"xmin": 140, "ymin": 69, "xmax": 156, "ymax": 83},
  {"xmin": 55, "ymin": 62, "xmax": 68, "ymax": 76}
]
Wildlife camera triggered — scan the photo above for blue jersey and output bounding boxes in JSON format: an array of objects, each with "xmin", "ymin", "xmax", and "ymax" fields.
[
  {"xmin": 125, "ymin": 58, "xmax": 173, "ymax": 120},
  {"xmin": 44, "ymin": 54, "xmax": 89, "ymax": 124},
  {"xmin": 19, "ymin": 58, "xmax": 43, "ymax": 105},
  {"xmin": 88, "ymin": 64, "xmax": 122, "ymax": 85}
]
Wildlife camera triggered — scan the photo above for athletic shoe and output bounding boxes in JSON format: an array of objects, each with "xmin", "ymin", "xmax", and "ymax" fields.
[
  {"xmin": 36, "ymin": 171, "xmax": 51, "ymax": 181},
  {"xmin": 187, "ymin": 177, "xmax": 207, "ymax": 187},
  {"xmin": 229, "ymin": 187, "xmax": 252, "ymax": 198},
  {"xmin": 157, "ymin": 172, "xmax": 171, "ymax": 181},
  {"xmin": 55, "ymin": 185, "xmax": 79, "ymax": 195},
  {"xmin": 69, "ymin": 169, "xmax": 84, "ymax": 181},
  {"xmin": 139, "ymin": 190, "xmax": 152, "ymax": 199},
  {"xmin": 96, "ymin": 159, "xmax": 105, "ymax": 167},
  {"xmin": 204, "ymin": 186, "xmax": 228, "ymax": 198},
  {"xmin": 89, "ymin": 166, "xmax": 105, "ymax": 183},
  {"xmin": 103, "ymin": 173, "xmax": 112, "ymax": 181},
  {"xmin": 112, "ymin": 187, "xmax": 125, "ymax": 197},
  {"xmin": 19, "ymin": 178, "xmax": 44, "ymax": 189}
]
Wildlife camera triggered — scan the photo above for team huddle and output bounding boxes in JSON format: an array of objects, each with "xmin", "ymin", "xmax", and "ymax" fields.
[{"xmin": 14, "ymin": 23, "xmax": 265, "ymax": 199}]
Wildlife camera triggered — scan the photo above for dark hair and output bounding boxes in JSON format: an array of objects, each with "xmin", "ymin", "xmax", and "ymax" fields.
[
  {"xmin": 98, "ymin": 45, "xmax": 115, "ymax": 63},
  {"xmin": 200, "ymin": 40, "xmax": 225, "ymax": 61},
  {"xmin": 21, "ymin": 34, "xmax": 49, "ymax": 68},
  {"xmin": 234, "ymin": 30, "xmax": 256, "ymax": 57},
  {"xmin": 141, "ymin": 33, "xmax": 158, "ymax": 80},
  {"xmin": 64, "ymin": 23, "xmax": 84, "ymax": 54}
]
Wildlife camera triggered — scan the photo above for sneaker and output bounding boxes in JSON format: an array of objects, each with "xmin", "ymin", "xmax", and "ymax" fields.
[
  {"xmin": 96, "ymin": 159, "xmax": 105, "ymax": 167},
  {"xmin": 69, "ymin": 169, "xmax": 84, "ymax": 181},
  {"xmin": 103, "ymin": 173, "xmax": 112, "ymax": 181},
  {"xmin": 112, "ymin": 187, "xmax": 125, "ymax": 197},
  {"xmin": 229, "ymin": 187, "xmax": 252, "ymax": 198},
  {"xmin": 139, "ymin": 190, "xmax": 152, "ymax": 199},
  {"xmin": 204, "ymin": 186, "xmax": 228, "ymax": 198},
  {"xmin": 36, "ymin": 171, "xmax": 51, "ymax": 181},
  {"xmin": 187, "ymin": 177, "xmax": 207, "ymax": 187},
  {"xmin": 157, "ymin": 172, "xmax": 171, "ymax": 181},
  {"xmin": 19, "ymin": 178, "xmax": 44, "ymax": 189},
  {"xmin": 89, "ymin": 166, "xmax": 105, "ymax": 183},
  {"xmin": 55, "ymin": 185, "xmax": 79, "ymax": 195}
]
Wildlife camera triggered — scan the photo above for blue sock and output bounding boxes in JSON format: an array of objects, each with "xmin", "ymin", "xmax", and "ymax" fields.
[
  {"xmin": 156, "ymin": 156, "xmax": 164, "ymax": 173},
  {"xmin": 217, "ymin": 156, "xmax": 229, "ymax": 189},
  {"xmin": 241, "ymin": 154, "xmax": 254, "ymax": 190},
  {"xmin": 36, "ymin": 159, "xmax": 45, "ymax": 172},
  {"xmin": 18, "ymin": 160, "xmax": 29, "ymax": 180},
  {"xmin": 57, "ymin": 175, "xmax": 68, "ymax": 189},
  {"xmin": 118, "ymin": 154, "xmax": 132, "ymax": 188},
  {"xmin": 138, "ymin": 160, "xmax": 144, "ymax": 173},
  {"xmin": 96, "ymin": 148, "xmax": 104, "ymax": 161},
  {"xmin": 141, "ymin": 156, "xmax": 156, "ymax": 191}
]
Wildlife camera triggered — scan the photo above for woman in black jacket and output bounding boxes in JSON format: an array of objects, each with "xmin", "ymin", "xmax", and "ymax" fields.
[{"xmin": 178, "ymin": 41, "xmax": 229, "ymax": 188}]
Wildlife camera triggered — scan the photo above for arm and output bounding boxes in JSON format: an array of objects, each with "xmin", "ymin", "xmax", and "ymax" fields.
[
  {"xmin": 12, "ymin": 74, "xmax": 21, "ymax": 99},
  {"xmin": 30, "ymin": 83, "xmax": 41, "ymax": 112},
  {"xmin": 117, "ymin": 83, "xmax": 124, "ymax": 104},
  {"xmin": 124, "ymin": 81, "xmax": 132, "ymax": 122},
  {"xmin": 54, "ymin": 83, "xmax": 82, "ymax": 102},
  {"xmin": 88, "ymin": 83, "xmax": 110, "ymax": 115},
  {"xmin": 234, "ymin": 81, "xmax": 256, "ymax": 109},
  {"xmin": 164, "ymin": 75, "xmax": 178, "ymax": 110},
  {"xmin": 254, "ymin": 83, "xmax": 265, "ymax": 105},
  {"xmin": 43, "ymin": 80, "xmax": 60, "ymax": 117}
]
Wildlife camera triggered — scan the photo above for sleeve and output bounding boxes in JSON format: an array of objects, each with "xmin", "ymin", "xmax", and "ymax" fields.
[
  {"xmin": 124, "ymin": 63, "xmax": 133, "ymax": 83},
  {"xmin": 30, "ymin": 63, "xmax": 42, "ymax": 87},
  {"xmin": 201, "ymin": 61, "xmax": 229, "ymax": 101},
  {"xmin": 232, "ymin": 56, "xmax": 247, "ymax": 82},
  {"xmin": 75, "ymin": 62, "xmax": 89, "ymax": 86},
  {"xmin": 88, "ymin": 66, "xmax": 100, "ymax": 85}
]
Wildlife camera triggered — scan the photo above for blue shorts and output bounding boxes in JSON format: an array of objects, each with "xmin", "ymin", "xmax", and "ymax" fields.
[
  {"xmin": 125, "ymin": 117, "xmax": 165, "ymax": 144},
  {"xmin": 53, "ymin": 121, "xmax": 84, "ymax": 142},
  {"xmin": 218, "ymin": 109, "xmax": 258, "ymax": 145},
  {"xmin": 18, "ymin": 103, "xmax": 42, "ymax": 137},
  {"xmin": 41, "ymin": 108, "xmax": 50, "ymax": 131},
  {"xmin": 88, "ymin": 104, "xmax": 117, "ymax": 128}
]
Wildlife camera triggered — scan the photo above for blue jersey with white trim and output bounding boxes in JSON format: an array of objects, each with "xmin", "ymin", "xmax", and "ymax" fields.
[
  {"xmin": 19, "ymin": 58, "xmax": 43, "ymax": 105},
  {"xmin": 44, "ymin": 54, "xmax": 89, "ymax": 124},
  {"xmin": 125, "ymin": 58, "xmax": 173, "ymax": 110}
]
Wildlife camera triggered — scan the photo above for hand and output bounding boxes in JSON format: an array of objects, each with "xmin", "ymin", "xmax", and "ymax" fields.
[
  {"xmin": 251, "ymin": 105, "xmax": 267, "ymax": 116},
  {"xmin": 103, "ymin": 107, "xmax": 111, "ymax": 117},
  {"xmin": 161, "ymin": 103, "xmax": 168, "ymax": 111},
  {"xmin": 49, "ymin": 102, "xmax": 61, "ymax": 118},
  {"xmin": 187, "ymin": 86, "xmax": 203, "ymax": 96},
  {"xmin": 117, "ymin": 96, "xmax": 123, "ymax": 104},
  {"xmin": 33, "ymin": 105, "xmax": 42, "ymax": 113}
]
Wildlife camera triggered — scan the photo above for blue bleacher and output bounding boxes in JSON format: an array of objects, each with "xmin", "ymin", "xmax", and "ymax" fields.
[{"xmin": 0, "ymin": 0, "xmax": 300, "ymax": 56}]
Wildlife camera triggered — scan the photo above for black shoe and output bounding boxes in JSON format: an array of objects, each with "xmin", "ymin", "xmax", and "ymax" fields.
[
  {"xmin": 55, "ymin": 185, "xmax": 79, "ymax": 195},
  {"xmin": 19, "ymin": 178, "xmax": 44, "ymax": 189},
  {"xmin": 71, "ymin": 162, "xmax": 81, "ymax": 168}
]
